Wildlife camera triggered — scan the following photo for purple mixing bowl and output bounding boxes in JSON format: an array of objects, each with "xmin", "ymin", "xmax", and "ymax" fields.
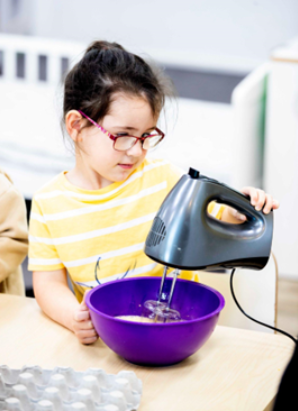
[{"xmin": 85, "ymin": 277, "xmax": 225, "ymax": 366}]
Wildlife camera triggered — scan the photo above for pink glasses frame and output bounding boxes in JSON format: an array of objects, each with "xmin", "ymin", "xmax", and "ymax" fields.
[{"xmin": 78, "ymin": 110, "xmax": 165, "ymax": 151}]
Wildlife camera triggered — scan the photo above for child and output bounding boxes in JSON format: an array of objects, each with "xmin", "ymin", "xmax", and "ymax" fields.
[
  {"xmin": 0, "ymin": 168, "xmax": 28, "ymax": 295},
  {"xmin": 28, "ymin": 41, "xmax": 279, "ymax": 344}
]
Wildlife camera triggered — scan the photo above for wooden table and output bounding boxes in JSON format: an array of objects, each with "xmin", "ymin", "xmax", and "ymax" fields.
[{"xmin": 0, "ymin": 294, "xmax": 294, "ymax": 411}]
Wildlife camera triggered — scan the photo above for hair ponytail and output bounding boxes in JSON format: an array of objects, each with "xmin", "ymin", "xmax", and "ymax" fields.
[
  {"xmin": 85, "ymin": 40, "xmax": 125, "ymax": 54},
  {"xmin": 63, "ymin": 40, "xmax": 175, "ymax": 125}
]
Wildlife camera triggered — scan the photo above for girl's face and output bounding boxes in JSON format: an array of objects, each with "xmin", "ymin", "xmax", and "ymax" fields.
[{"xmin": 73, "ymin": 93, "xmax": 158, "ymax": 189}]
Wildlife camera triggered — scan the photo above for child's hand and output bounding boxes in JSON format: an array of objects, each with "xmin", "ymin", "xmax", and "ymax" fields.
[
  {"xmin": 72, "ymin": 298, "xmax": 98, "ymax": 345},
  {"xmin": 226, "ymin": 187, "xmax": 280, "ymax": 222}
]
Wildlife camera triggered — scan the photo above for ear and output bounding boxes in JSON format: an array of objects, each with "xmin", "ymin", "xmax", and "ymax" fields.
[{"xmin": 65, "ymin": 110, "xmax": 84, "ymax": 142}]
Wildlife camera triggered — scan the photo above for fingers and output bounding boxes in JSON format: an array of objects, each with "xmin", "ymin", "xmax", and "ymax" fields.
[
  {"xmin": 231, "ymin": 208, "xmax": 246, "ymax": 221},
  {"xmin": 263, "ymin": 194, "xmax": 273, "ymax": 214},
  {"xmin": 254, "ymin": 189, "xmax": 266, "ymax": 211},
  {"xmin": 74, "ymin": 309, "xmax": 90, "ymax": 322},
  {"xmin": 72, "ymin": 296, "xmax": 98, "ymax": 345},
  {"xmin": 241, "ymin": 187, "xmax": 280, "ymax": 214},
  {"xmin": 76, "ymin": 328, "xmax": 98, "ymax": 341},
  {"xmin": 244, "ymin": 187, "xmax": 265, "ymax": 210},
  {"xmin": 73, "ymin": 318, "xmax": 99, "ymax": 345},
  {"xmin": 73, "ymin": 301, "xmax": 89, "ymax": 320},
  {"xmin": 81, "ymin": 336, "xmax": 99, "ymax": 345},
  {"xmin": 73, "ymin": 321, "xmax": 98, "ymax": 340},
  {"xmin": 272, "ymin": 199, "xmax": 280, "ymax": 210},
  {"xmin": 74, "ymin": 319, "xmax": 94, "ymax": 330}
]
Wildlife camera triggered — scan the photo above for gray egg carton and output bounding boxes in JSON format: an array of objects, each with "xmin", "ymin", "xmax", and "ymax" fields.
[{"xmin": 0, "ymin": 365, "xmax": 142, "ymax": 410}]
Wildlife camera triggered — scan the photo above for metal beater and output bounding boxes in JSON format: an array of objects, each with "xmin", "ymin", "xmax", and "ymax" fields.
[{"xmin": 144, "ymin": 266, "xmax": 181, "ymax": 322}]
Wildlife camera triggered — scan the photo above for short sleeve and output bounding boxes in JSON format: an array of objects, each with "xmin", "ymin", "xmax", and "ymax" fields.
[
  {"xmin": 207, "ymin": 201, "xmax": 225, "ymax": 220},
  {"xmin": 28, "ymin": 197, "xmax": 64, "ymax": 272}
]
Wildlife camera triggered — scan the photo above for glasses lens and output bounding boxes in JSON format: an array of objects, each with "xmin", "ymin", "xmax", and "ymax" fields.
[
  {"xmin": 143, "ymin": 133, "xmax": 163, "ymax": 150},
  {"xmin": 114, "ymin": 132, "xmax": 164, "ymax": 151},
  {"xmin": 114, "ymin": 136, "xmax": 137, "ymax": 151}
]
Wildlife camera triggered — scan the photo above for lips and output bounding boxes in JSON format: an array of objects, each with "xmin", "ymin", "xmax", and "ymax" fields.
[{"xmin": 118, "ymin": 164, "xmax": 134, "ymax": 169}]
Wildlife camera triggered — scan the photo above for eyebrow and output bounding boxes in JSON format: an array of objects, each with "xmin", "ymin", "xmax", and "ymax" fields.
[{"xmin": 112, "ymin": 125, "xmax": 156, "ymax": 131}]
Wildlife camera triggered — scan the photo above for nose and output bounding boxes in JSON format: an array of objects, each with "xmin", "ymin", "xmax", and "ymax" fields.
[{"xmin": 126, "ymin": 139, "xmax": 144, "ymax": 157}]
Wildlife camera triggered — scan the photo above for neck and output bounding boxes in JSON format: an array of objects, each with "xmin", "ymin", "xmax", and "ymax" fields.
[{"xmin": 66, "ymin": 156, "xmax": 112, "ymax": 190}]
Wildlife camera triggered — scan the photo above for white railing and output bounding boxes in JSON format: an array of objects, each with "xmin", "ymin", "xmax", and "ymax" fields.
[
  {"xmin": 0, "ymin": 34, "xmax": 87, "ymax": 198},
  {"xmin": 0, "ymin": 33, "xmax": 85, "ymax": 85}
]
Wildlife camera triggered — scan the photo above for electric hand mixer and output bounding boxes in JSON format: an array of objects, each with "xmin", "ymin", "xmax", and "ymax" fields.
[
  {"xmin": 86, "ymin": 167, "xmax": 295, "ymax": 366},
  {"xmin": 144, "ymin": 167, "xmax": 276, "ymax": 326}
]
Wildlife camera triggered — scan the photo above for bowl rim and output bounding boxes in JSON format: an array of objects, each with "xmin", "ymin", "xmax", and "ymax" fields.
[{"xmin": 85, "ymin": 276, "xmax": 225, "ymax": 326}]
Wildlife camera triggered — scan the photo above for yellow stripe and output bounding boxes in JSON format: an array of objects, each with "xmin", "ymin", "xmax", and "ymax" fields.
[
  {"xmin": 28, "ymin": 158, "xmax": 200, "ymax": 297},
  {"xmin": 207, "ymin": 201, "xmax": 225, "ymax": 220}
]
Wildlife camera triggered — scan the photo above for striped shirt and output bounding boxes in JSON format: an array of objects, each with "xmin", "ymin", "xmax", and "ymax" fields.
[{"xmin": 28, "ymin": 158, "xmax": 224, "ymax": 301}]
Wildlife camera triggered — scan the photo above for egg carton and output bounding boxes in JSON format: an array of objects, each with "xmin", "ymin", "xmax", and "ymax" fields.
[{"xmin": 0, "ymin": 365, "xmax": 142, "ymax": 411}]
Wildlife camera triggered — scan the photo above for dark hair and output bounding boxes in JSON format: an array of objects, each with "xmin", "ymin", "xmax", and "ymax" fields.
[{"xmin": 63, "ymin": 40, "xmax": 175, "ymax": 124}]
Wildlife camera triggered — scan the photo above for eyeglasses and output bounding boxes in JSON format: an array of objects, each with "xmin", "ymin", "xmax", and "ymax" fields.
[{"xmin": 78, "ymin": 110, "xmax": 165, "ymax": 152}]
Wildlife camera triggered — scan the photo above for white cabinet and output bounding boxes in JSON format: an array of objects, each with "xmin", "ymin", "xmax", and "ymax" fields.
[
  {"xmin": 264, "ymin": 39, "xmax": 298, "ymax": 279},
  {"xmin": 232, "ymin": 38, "xmax": 298, "ymax": 279}
]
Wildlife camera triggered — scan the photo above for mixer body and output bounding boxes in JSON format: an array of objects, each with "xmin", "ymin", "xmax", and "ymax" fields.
[{"xmin": 145, "ymin": 168, "xmax": 273, "ymax": 271}]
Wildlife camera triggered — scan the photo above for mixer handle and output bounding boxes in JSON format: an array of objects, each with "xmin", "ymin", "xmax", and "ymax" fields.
[
  {"xmin": 211, "ymin": 182, "xmax": 265, "ymax": 223},
  {"xmin": 205, "ymin": 182, "xmax": 272, "ymax": 239}
]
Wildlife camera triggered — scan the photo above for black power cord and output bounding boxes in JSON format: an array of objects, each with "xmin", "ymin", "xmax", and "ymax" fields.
[{"xmin": 230, "ymin": 268, "xmax": 297, "ymax": 345}]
